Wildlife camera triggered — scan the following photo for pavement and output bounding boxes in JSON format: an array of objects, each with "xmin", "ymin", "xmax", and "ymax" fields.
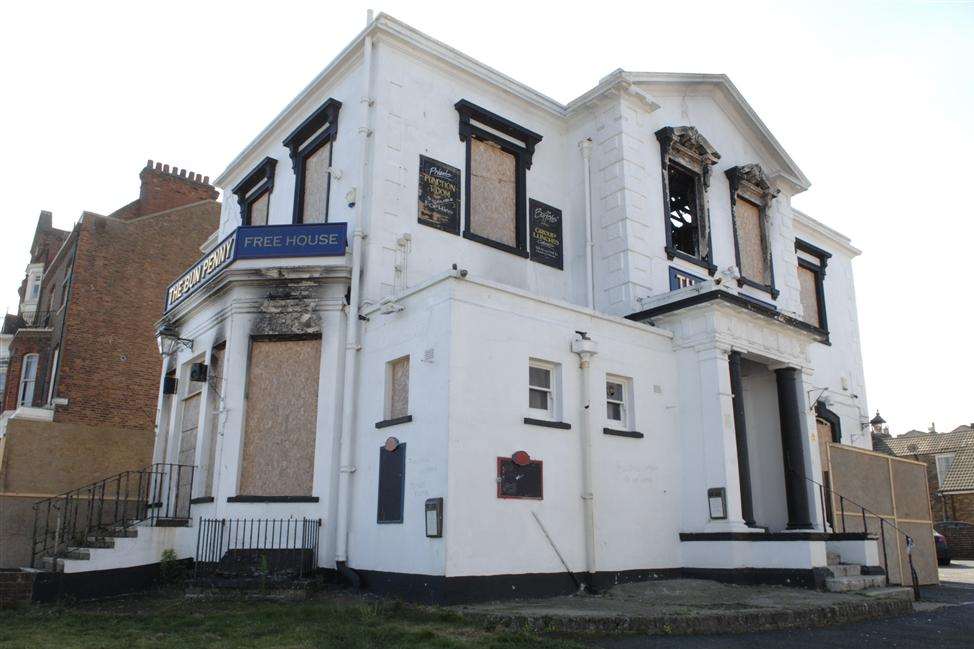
[
  {"xmin": 593, "ymin": 561, "xmax": 974, "ymax": 648},
  {"xmin": 455, "ymin": 578, "xmax": 912, "ymax": 636}
]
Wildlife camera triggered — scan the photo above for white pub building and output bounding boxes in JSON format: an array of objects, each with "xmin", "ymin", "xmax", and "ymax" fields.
[{"xmin": 50, "ymin": 15, "xmax": 885, "ymax": 601}]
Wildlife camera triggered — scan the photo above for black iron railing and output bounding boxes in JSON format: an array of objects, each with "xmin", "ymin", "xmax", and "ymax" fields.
[
  {"xmin": 794, "ymin": 469, "xmax": 920, "ymax": 599},
  {"xmin": 194, "ymin": 518, "xmax": 321, "ymax": 580},
  {"xmin": 30, "ymin": 463, "xmax": 195, "ymax": 568}
]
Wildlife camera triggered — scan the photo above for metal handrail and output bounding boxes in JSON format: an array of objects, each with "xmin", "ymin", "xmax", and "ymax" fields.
[
  {"xmin": 790, "ymin": 467, "xmax": 920, "ymax": 599},
  {"xmin": 30, "ymin": 462, "xmax": 195, "ymax": 569}
]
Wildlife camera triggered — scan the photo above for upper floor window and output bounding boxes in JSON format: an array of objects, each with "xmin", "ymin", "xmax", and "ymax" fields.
[
  {"xmin": 232, "ymin": 157, "xmax": 277, "ymax": 226},
  {"xmin": 655, "ymin": 126, "xmax": 720, "ymax": 274},
  {"xmin": 795, "ymin": 239, "xmax": 831, "ymax": 331},
  {"xmin": 25, "ymin": 270, "xmax": 42, "ymax": 303},
  {"xmin": 283, "ymin": 98, "xmax": 342, "ymax": 224},
  {"xmin": 726, "ymin": 164, "xmax": 780, "ymax": 298},
  {"xmin": 455, "ymin": 100, "xmax": 542, "ymax": 258},
  {"xmin": 935, "ymin": 453, "xmax": 955, "ymax": 486},
  {"xmin": 18, "ymin": 353, "xmax": 38, "ymax": 407},
  {"xmin": 386, "ymin": 356, "xmax": 410, "ymax": 421},
  {"xmin": 606, "ymin": 377, "xmax": 629, "ymax": 424}
]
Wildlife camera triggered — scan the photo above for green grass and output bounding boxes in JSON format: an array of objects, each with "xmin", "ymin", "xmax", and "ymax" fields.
[{"xmin": 0, "ymin": 590, "xmax": 590, "ymax": 649}]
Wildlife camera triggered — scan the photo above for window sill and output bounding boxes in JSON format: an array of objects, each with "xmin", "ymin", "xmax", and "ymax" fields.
[
  {"xmin": 665, "ymin": 247, "xmax": 717, "ymax": 276},
  {"xmin": 524, "ymin": 417, "xmax": 571, "ymax": 430},
  {"xmin": 737, "ymin": 276, "xmax": 780, "ymax": 299},
  {"xmin": 190, "ymin": 496, "xmax": 214, "ymax": 505},
  {"xmin": 603, "ymin": 427, "xmax": 644, "ymax": 439},
  {"xmin": 376, "ymin": 415, "xmax": 413, "ymax": 429},
  {"xmin": 227, "ymin": 495, "xmax": 319, "ymax": 503},
  {"xmin": 463, "ymin": 231, "xmax": 529, "ymax": 258}
]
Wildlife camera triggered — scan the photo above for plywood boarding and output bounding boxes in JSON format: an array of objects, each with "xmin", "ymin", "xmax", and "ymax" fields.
[
  {"xmin": 177, "ymin": 393, "xmax": 201, "ymax": 467},
  {"xmin": 303, "ymin": 142, "xmax": 331, "ymax": 224},
  {"xmin": 828, "ymin": 443, "xmax": 937, "ymax": 585},
  {"xmin": 250, "ymin": 192, "xmax": 269, "ymax": 226},
  {"xmin": 797, "ymin": 266, "xmax": 820, "ymax": 327},
  {"xmin": 239, "ymin": 338, "xmax": 321, "ymax": 496},
  {"xmin": 469, "ymin": 138, "xmax": 516, "ymax": 247},
  {"xmin": 735, "ymin": 199, "xmax": 767, "ymax": 284},
  {"xmin": 390, "ymin": 356, "xmax": 409, "ymax": 419}
]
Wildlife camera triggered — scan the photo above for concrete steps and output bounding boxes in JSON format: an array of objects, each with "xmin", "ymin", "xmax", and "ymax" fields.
[{"xmin": 825, "ymin": 574, "xmax": 887, "ymax": 592}]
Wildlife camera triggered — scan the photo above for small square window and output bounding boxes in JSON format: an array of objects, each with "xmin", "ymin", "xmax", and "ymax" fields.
[
  {"xmin": 606, "ymin": 380, "xmax": 625, "ymax": 422},
  {"xmin": 387, "ymin": 356, "xmax": 410, "ymax": 420},
  {"xmin": 528, "ymin": 360, "xmax": 560, "ymax": 420}
]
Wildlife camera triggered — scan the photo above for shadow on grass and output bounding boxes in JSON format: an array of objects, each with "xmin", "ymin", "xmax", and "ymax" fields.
[{"xmin": 0, "ymin": 589, "xmax": 591, "ymax": 649}]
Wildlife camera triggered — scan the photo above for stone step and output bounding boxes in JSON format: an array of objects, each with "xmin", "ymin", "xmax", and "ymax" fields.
[
  {"xmin": 827, "ymin": 551, "xmax": 841, "ymax": 566},
  {"xmin": 825, "ymin": 574, "xmax": 887, "ymax": 592},
  {"xmin": 82, "ymin": 538, "xmax": 116, "ymax": 549},
  {"xmin": 101, "ymin": 528, "xmax": 138, "ymax": 539},
  {"xmin": 858, "ymin": 587, "xmax": 914, "ymax": 602},
  {"xmin": 828, "ymin": 563, "xmax": 862, "ymax": 578}
]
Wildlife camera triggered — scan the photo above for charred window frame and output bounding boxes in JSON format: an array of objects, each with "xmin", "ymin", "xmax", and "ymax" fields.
[
  {"xmin": 232, "ymin": 157, "xmax": 277, "ymax": 226},
  {"xmin": 795, "ymin": 239, "xmax": 831, "ymax": 333},
  {"xmin": 455, "ymin": 99, "xmax": 542, "ymax": 258},
  {"xmin": 726, "ymin": 164, "xmax": 780, "ymax": 298},
  {"xmin": 283, "ymin": 98, "xmax": 342, "ymax": 224},
  {"xmin": 655, "ymin": 126, "xmax": 720, "ymax": 275}
]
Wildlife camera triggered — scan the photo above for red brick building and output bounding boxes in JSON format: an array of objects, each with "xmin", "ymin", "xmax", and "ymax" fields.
[{"xmin": 0, "ymin": 161, "xmax": 219, "ymax": 568}]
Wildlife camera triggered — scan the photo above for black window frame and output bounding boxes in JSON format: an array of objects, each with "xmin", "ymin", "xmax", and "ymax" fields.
[
  {"xmin": 455, "ymin": 99, "xmax": 542, "ymax": 258},
  {"xmin": 232, "ymin": 157, "xmax": 277, "ymax": 226},
  {"xmin": 655, "ymin": 126, "xmax": 720, "ymax": 276},
  {"xmin": 726, "ymin": 164, "xmax": 780, "ymax": 299},
  {"xmin": 795, "ymin": 238, "xmax": 831, "ymax": 334},
  {"xmin": 282, "ymin": 97, "xmax": 342, "ymax": 225}
]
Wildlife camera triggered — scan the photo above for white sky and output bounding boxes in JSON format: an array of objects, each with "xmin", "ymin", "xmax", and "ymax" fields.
[{"xmin": 1, "ymin": 1, "xmax": 971, "ymax": 433}]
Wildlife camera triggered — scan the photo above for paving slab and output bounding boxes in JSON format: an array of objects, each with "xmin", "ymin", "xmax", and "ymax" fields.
[{"xmin": 453, "ymin": 578, "xmax": 912, "ymax": 635}]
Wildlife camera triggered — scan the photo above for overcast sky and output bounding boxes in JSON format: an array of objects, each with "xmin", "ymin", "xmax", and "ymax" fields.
[{"xmin": 1, "ymin": 1, "xmax": 971, "ymax": 433}]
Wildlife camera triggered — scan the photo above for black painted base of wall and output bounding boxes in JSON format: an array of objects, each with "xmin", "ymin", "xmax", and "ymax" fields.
[
  {"xmin": 351, "ymin": 565, "xmax": 830, "ymax": 604},
  {"xmin": 31, "ymin": 559, "xmax": 193, "ymax": 604}
]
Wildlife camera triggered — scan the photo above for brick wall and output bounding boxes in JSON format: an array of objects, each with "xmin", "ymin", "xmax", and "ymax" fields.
[
  {"xmin": 54, "ymin": 198, "xmax": 219, "ymax": 429},
  {"xmin": 0, "ymin": 570, "xmax": 34, "ymax": 608},
  {"xmin": 1, "ymin": 330, "xmax": 53, "ymax": 411}
]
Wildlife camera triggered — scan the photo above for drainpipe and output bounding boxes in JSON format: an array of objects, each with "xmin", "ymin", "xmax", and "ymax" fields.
[
  {"xmin": 571, "ymin": 332, "xmax": 599, "ymax": 588},
  {"xmin": 578, "ymin": 138, "xmax": 595, "ymax": 309},
  {"xmin": 335, "ymin": 11, "xmax": 376, "ymax": 580}
]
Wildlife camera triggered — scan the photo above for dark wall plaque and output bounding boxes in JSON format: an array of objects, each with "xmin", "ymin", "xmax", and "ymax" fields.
[
  {"xmin": 377, "ymin": 443, "xmax": 406, "ymax": 523},
  {"xmin": 496, "ymin": 457, "xmax": 543, "ymax": 499},
  {"xmin": 528, "ymin": 199, "xmax": 563, "ymax": 269},
  {"xmin": 418, "ymin": 155, "xmax": 461, "ymax": 234}
]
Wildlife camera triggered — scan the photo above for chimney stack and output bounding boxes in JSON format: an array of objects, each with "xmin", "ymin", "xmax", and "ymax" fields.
[{"xmin": 135, "ymin": 159, "xmax": 218, "ymax": 218}]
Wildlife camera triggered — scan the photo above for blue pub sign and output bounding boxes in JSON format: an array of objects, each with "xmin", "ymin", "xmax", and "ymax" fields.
[{"xmin": 164, "ymin": 222, "xmax": 347, "ymax": 313}]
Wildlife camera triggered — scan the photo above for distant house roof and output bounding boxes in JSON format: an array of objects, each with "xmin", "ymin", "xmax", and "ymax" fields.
[
  {"xmin": 949, "ymin": 424, "xmax": 973, "ymax": 434},
  {"xmin": 941, "ymin": 447, "xmax": 974, "ymax": 494},
  {"xmin": 876, "ymin": 428, "xmax": 974, "ymax": 494}
]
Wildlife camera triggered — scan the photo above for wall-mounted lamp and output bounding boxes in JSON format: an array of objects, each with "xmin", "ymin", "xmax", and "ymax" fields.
[{"xmin": 156, "ymin": 324, "xmax": 193, "ymax": 356}]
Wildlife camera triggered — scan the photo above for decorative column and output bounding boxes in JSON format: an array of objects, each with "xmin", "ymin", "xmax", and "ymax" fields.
[
  {"xmin": 728, "ymin": 351, "xmax": 755, "ymax": 527},
  {"xmin": 775, "ymin": 367, "xmax": 813, "ymax": 529}
]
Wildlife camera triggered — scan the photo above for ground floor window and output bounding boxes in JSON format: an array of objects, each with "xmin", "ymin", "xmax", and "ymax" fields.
[{"xmin": 239, "ymin": 336, "xmax": 321, "ymax": 497}]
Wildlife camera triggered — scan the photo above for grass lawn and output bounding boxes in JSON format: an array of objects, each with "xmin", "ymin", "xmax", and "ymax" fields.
[{"xmin": 0, "ymin": 590, "xmax": 590, "ymax": 649}]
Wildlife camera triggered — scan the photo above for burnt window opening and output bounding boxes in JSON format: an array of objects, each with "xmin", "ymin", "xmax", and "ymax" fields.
[
  {"xmin": 726, "ymin": 164, "xmax": 780, "ymax": 298},
  {"xmin": 455, "ymin": 99, "xmax": 543, "ymax": 258},
  {"xmin": 283, "ymin": 98, "xmax": 342, "ymax": 225},
  {"xmin": 656, "ymin": 126, "xmax": 720, "ymax": 275},
  {"xmin": 232, "ymin": 157, "xmax": 277, "ymax": 227},
  {"xmin": 667, "ymin": 164, "xmax": 702, "ymax": 258},
  {"xmin": 795, "ymin": 239, "xmax": 831, "ymax": 333}
]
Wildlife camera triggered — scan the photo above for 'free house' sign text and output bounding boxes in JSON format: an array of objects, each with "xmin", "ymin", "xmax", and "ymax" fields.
[{"xmin": 165, "ymin": 222, "xmax": 347, "ymax": 312}]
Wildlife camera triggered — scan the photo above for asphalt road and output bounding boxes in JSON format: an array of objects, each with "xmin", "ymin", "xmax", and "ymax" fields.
[{"xmin": 596, "ymin": 562, "xmax": 974, "ymax": 649}]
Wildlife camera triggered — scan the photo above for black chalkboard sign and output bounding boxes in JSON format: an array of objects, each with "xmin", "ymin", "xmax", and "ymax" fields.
[
  {"xmin": 377, "ymin": 443, "xmax": 406, "ymax": 523},
  {"xmin": 528, "ymin": 199, "xmax": 563, "ymax": 269},
  {"xmin": 418, "ymin": 155, "xmax": 461, "ymax": 234},
  {"xmin": 496, "ymin": 457, "xmax": 543, "ymax": 499}
]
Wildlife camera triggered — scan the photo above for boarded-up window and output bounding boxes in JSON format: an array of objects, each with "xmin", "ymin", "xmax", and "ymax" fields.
[
  {"xmin": 377, "ymin": 443, "xmax": 406, "ymax": 523},
  {"xmin": 797, "ymin": 265, "xmax": 820, "ymax": 328},
  {"xmin": 735, "ymin": 199, "xmax": 768, "ymax": 284},
  {"xmin": 388, "ymin": 356, "xmax": 409, "ymax": 420},
  {"xmin": 469, "ymin": 138, "xmax": 516, "ymax": 247},
  {"xmin": 302, "ymin": 141, "xmax": 331, "ymax": 224},
  {"xmin": 239, "ymin": 337, "xmax": 321, "ymax": 496},
  {"xmin": 178, "ymin": 379, "xmax": 202, "ymax": 467},
  {"xmin": 249, "ymin": 192, "xmax": 269, "ymax": 226}
]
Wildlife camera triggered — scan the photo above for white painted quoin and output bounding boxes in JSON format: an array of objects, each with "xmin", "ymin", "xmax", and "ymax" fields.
[{"xmin": 130, "ymin": 14, "xmax": 879, "ymax": 600}]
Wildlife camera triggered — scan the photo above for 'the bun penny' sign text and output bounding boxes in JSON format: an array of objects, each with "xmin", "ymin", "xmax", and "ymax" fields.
[
  {"xmin": 418, "ymin": 155, "xmax": 461, "ymax": 234},
  {"xmin": 529, "ymin": 199, "xmax": 563, "ymax": 270}
]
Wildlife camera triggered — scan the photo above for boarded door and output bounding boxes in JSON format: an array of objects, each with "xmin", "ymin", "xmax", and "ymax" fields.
[
  {"xmin": 829, "ymin": 444, "xmax": 938, "ymax": 585},
  {"xmin": 239, "ymin": 337, "xmax": 321, "ymax": 497}
]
